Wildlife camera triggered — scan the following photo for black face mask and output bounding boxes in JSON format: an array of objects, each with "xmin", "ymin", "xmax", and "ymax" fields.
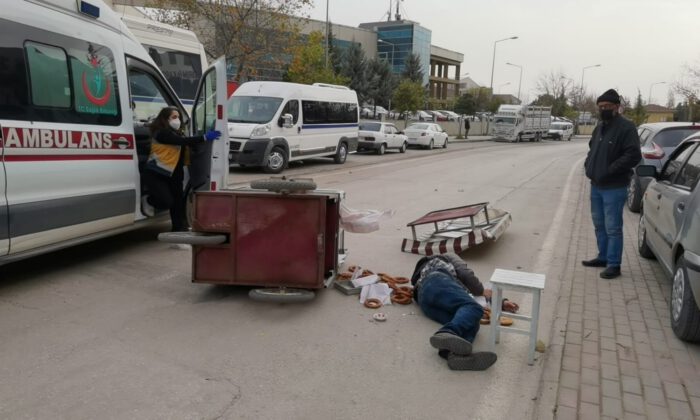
[{"xmin": 600, "ymin": 109, "xmax": 615, "ymax": 121}]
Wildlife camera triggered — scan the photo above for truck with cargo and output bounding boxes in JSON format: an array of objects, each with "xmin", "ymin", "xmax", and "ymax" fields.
[{"xmin": 492, "ymin": 105, "xmax": 551, "ymax": 143}]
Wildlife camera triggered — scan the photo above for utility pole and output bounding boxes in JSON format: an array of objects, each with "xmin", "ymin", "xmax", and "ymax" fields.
[{"xmin": 324, "ymin": 0, "xmax": 329, "ymax": 68}]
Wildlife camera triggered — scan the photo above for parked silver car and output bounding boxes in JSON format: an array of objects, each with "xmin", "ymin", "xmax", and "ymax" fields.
[
  {"xmin": 627, "ymin": 122, "xmax": 700, "ymax": 212},
  {"xmin": 637, "ymin": 134, "xmax": 700, "ymax": 341}
]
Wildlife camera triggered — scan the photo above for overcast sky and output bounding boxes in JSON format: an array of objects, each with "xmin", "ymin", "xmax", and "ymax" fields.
[{"xmin": 308, "ymin": 0, "xmax": 700, "ymax": 106}]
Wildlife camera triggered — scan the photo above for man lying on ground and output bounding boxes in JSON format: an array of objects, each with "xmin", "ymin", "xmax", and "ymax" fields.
[{"xmin": 411, "ymin": 253, "xmax": 517, "ymax": 371}]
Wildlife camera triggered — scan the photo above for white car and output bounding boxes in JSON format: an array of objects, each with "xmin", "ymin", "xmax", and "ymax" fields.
[
  {"xmin": 437, "ymin": 110, "xmax": 460, "ymax": 121},
  {"xmin": 361, "ymin": 105, "xmax": 389, "ymax": 119},
  {"xmin": 404, "ymin": 123, "xmax": 449, "ymax": 149},
  {"xmin": 548, "ymin": 121, "xmax": 574, "ymax": 141},
  {"xmin": 358, "ymin": 122, "xmax": 408, "ymax": 154},
  {"xmin": 409, "ymin": 110, "xmax": 433, "ymax": 121}
]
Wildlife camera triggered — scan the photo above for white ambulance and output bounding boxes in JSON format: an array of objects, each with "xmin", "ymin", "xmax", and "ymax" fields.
[{"xmin": 0, "ymin": 0, "xmax": 230, "ymax": 264}]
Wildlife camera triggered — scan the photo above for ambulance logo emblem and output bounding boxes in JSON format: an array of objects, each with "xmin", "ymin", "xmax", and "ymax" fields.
[{"xmin": 81, "ymin": 44, "xmax": 112, "ymax": 107}]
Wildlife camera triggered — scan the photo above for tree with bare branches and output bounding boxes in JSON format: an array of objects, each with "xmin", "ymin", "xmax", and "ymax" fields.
[{"xmin": 147, "ymin": 0, "xmax": 312, "ymax": 82}]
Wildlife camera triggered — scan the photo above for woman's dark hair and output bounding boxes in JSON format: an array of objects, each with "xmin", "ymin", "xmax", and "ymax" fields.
[{"xmin": 149, "ymin": 106, "xmax": 179, "ymax": 136}]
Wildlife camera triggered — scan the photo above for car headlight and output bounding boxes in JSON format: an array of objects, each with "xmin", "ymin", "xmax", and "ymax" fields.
[{"xmin": 251, "ymin": 124, "xmax": 271, "ymax": 138}]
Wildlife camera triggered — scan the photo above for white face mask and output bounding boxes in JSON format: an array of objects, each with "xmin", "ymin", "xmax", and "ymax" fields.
[{"xmin": 169, "ymin": 118, "xmax": 181, "ymax": 130}]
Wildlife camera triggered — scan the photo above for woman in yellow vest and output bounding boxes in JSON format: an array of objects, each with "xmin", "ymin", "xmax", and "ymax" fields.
[{"xmin": 142, "ymin": 106, "xmax": 220, "ymax": 231}]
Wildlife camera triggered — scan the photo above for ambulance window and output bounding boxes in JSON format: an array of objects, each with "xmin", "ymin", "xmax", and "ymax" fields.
[
  {"xmin": 129, "ymin": 70, "xmax": 172, "ymax": 122},
  {"xmin": 25, "ymin": 42, "xmax": 71, "ymax": 108}
]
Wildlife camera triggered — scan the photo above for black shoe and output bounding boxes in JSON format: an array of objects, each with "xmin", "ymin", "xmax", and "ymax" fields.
[
  {"xmin": 600, "ymin": 266, "xmax": 621, "ymax": 279},
  {"xmin": 429, "ymin": 331, "xmax": 472, "ymax": 356},
  {"xmin": 447, "ymin": 352, "xmax": 498, "ymax": 371},
  {"xmin": 581, "ymin": 258, "xmax": 607, "ymax": 267}
]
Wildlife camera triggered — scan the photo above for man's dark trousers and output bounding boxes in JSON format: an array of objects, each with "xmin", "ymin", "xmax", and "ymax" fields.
[{"xmin": 417, "ymin": 270, "xmax": 484, "ymax": 343}]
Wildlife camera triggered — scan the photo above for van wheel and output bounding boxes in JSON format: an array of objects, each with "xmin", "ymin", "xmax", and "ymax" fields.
[
  {"xmin": 334, "ymin": 142, "xmax": 348, "ymax": 164},
  {"xmin": 670, "ymin": 256, "xmax": 700, "ymax": 341},
  {"xmin": 250, "ymin": 178, "xmax": 317, "ymax": 193},
  {"xmin": 400, "ymin": 142, "xmax": 407, "ymax": 153},
  {"xmin": 377, "ymin": 143, "xmax": 386, "ymax": 155},
  {"xmin": 263, "ymin": 147, "xmax": 287, "ymax": 174}
]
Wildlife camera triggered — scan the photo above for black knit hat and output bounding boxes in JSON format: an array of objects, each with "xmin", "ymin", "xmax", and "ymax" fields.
[{"xmin": 597, "ymin": 89, "xmax": 620, "ymax": 105}]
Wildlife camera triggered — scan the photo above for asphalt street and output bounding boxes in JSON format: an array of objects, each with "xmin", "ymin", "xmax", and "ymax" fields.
[{"xmin": 0, "ymin": 138, "xmax": 588, "ymax": 420}]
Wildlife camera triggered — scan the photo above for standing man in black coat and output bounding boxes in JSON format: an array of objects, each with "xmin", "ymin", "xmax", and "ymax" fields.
[
  {"xmin": 464, "ymin": 117, "xmax": 471, "ymax": 139},
  {"xmin": 582, "ymin": 89, "xmax": 642, "ymax": 279}
]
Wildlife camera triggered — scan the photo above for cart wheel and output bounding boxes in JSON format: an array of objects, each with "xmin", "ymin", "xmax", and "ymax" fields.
[
  {"xmin": 250, "ymin": 178, "xmax": 317, "ymax": 193},
  {"xmin": 158, "ymin": 231, "xmax": 227, "ymax": 245},
  {"xmin": 249, "ymin": 288, "xmax": 316, "ymax": 303}
]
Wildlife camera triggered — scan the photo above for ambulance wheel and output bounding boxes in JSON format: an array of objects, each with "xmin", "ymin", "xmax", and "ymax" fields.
[
  {"xmin": 157, "ymin": 231, "xmax": 227, "ymax": 245},
  {"xmin": 249, "ymin": 288, "xmax": 316, "ymax": 303},
  {"xmin": 250, "ymin": 178, "xmax": 317, "ymax": 193}
]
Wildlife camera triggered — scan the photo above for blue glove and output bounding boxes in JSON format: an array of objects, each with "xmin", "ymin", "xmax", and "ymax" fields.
[{"xmin": 204, "ymin": 130, "xmax": 221, "ymax": 141}]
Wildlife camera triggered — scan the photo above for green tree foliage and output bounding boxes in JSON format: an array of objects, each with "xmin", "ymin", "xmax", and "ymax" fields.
[
  {"xmin": 393, "ymin": 80, "xmax": 424, "ymax": 127},
  {"xmin": 327, "ymin": 22, "xmax": 343, "ymax": 75},
  {"xmin": 624, "ymin": 90, "xmax": 649, "ymax": 126},
  {"xmin": 366, "ymin": 58, "xmax": 397, "ymax": 113},
  {"xmin": 453, "ymin": 93, "xmax": 476, "ymax": 115},
  {"xmin": 402, "ymin": 53, "xmax": 424, "ymax": 84},
  {"xmin": 339, "ymin": 43, "xmax": 369, "ymax": 104},
  {"xmin": 465, "ymin": 87, "xmax": 492, "ymax": 112},
  {"xmin": 285, "ymin": 31, "xmax": 348, "ymax": 85},
  {"xmin": 148, "ymin": 0, "xmax": 312, "ymax": 81}
]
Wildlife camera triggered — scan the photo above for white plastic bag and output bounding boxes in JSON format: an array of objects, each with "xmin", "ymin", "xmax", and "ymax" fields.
[{"xmin": 339, "ymin": 204, "xmax": 394, "ymax": 233}]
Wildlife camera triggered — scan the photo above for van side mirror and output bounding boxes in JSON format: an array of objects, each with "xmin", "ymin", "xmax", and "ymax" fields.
[
  {"xmin": 282, "ymin": 113, "xmax": 294, "ymax": 128},
  {"xmin": 636, "ymin": 165, "xmax": 657, "ymax": 178}
]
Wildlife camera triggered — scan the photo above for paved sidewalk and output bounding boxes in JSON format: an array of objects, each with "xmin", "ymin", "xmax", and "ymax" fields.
[{"xmin": 538, "ymin": 173, "xmax": 700, "ymax": 420}]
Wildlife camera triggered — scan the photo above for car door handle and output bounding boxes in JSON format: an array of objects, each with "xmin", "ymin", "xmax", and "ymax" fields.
[{"xmin": 677, "ymin": 202, "xmax": 686, "ymax": 212}]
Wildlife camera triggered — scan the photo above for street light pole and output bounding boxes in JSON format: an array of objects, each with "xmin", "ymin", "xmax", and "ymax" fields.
[
  {"xmin": 648, "ymin": 81, "xmax": 666, "ymax": 105},
  {"xmin": 489, "ymin": 36, "xmax": 518, "ymax": 95},
  {"xmin": 506, "ymin": 62, "xmax": 522, "ymax": 102},
  {"xmin": 580, "ymin": 64, "xmax": 601, "ymax": 104}
]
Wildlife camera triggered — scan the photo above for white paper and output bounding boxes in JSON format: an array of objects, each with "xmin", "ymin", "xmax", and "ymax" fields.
[
  {"xmin": 359, "ymin": 283, "xmax": 392, "ymax": 305},
  {"xmin": 351, "ymin": 274, "xmax": 379, "ymax": 288}
]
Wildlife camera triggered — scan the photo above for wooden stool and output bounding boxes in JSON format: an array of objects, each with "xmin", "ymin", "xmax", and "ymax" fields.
[{"xmin": 489, "ymin": 268, "xmax": 546, "ymax": 365}]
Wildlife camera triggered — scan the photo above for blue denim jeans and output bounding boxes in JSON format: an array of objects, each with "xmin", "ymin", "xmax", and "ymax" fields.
[
  {"xmin": 590, "ymin": 185, "xmax": 627, "ymax": 268},
  {"xmin": 417, "ymin": 270, "xmax": 484, "ymax": 343}
]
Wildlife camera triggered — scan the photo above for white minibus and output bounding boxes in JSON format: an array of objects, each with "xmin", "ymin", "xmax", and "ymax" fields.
[
  {"xmin": 118, "ymin": 11, "xmax": 208, "ymax": 115},
  {"xmin": 0, "ymin": 0, "xmax": 229, "ymax": 264},
  {"xmin": 227, "ymin": 82, "xmax": 359, "ymax": 173}
]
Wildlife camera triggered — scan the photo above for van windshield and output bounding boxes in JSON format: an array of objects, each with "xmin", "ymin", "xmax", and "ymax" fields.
[
  {"xmin": 228, "ymin": 96, "xmax": 283, "ymax": 123},
  {"xmin": 495, "ymin": 117, "xmax": 516, "ymax": 124}
]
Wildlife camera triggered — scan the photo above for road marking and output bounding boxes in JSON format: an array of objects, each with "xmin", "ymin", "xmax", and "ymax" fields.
[{"xmin": 533, "ymin": 155, "xmax": 586, "ymax": 274}]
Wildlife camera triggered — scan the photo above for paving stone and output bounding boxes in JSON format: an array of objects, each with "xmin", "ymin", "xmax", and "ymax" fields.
[
  {"xmin": 554, "ymin": 405, "xmax": 576, "ymax": 420},
  {"xmin": 622, "ymin": 413, "xmax": 647, "ymax": 420},
  {"xmin": 688, "ymin": 396, "xmax": 700, "ymax": 415},
  {"xmin": 580, "ymin": 367, "xmax": 599, "ymax": 385},
  {"xmin": 623, "ymin": 392, "xmax": 646, "ymax": 414},
  {"xmin": 600, "ymin": 337, "xmax": 617, "ymax": 351},
  {"xmin": 559, "ymin": 370, "xmax": 580, "ymax": 390},
  {"xmin": 683, "ymin": 379, "xmax": 700, "ymax": 398},
  {"xmin": 644, "ymin": 385, "xmax": 667, "ymax": 406},
  {"xmin": 602, "ymin": 379, "xmax": 621, "ymax": 399},
  {"xmin": 581, "ymin": 353, "xmax": 600, "ymax": 370},
  {"xmin": 619, "ymin": 360, "xmax": 639, "ymax": 377},
  {"xmin": 600, "ymin": 363, "xmax": 619, "ymax": 381},
  {"xmin": 557, "ymin": 386, "xmax": 578, "ymax": 409},
  {"xmin": 667, "ymin": 399, "xmax": 693, "ymax": 420},
  {"xmin": 601, "ymin": 349, "xmax": 617, "ymax": 365},
  {"xmin": 579, "ymin": 402, "xmax": 600, "ymax": 420},
  {"xmin": 663, "ymin": 381, "xmax": 688, "ymax": 402},
  {"xmin": 580, "ymin": 384, "xmax": 600, "ymax": 405},
  {"xmin": 601, "ymin": 396, "xmax": 623, "ymax": 418},
  {"xmin": 644, "ymin": 404, "xmax": 671, "ymax": 420},
  {"xmin": 582, "ymin": 340, "xmax": 598, "ymax": 355},
  {"xmin": 621, "ymin": 375, "xmax": 642, "ymax": 395},
  {"xmin": 562, "ymin": 356, "xmax": 580, "ymax": 373}
]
